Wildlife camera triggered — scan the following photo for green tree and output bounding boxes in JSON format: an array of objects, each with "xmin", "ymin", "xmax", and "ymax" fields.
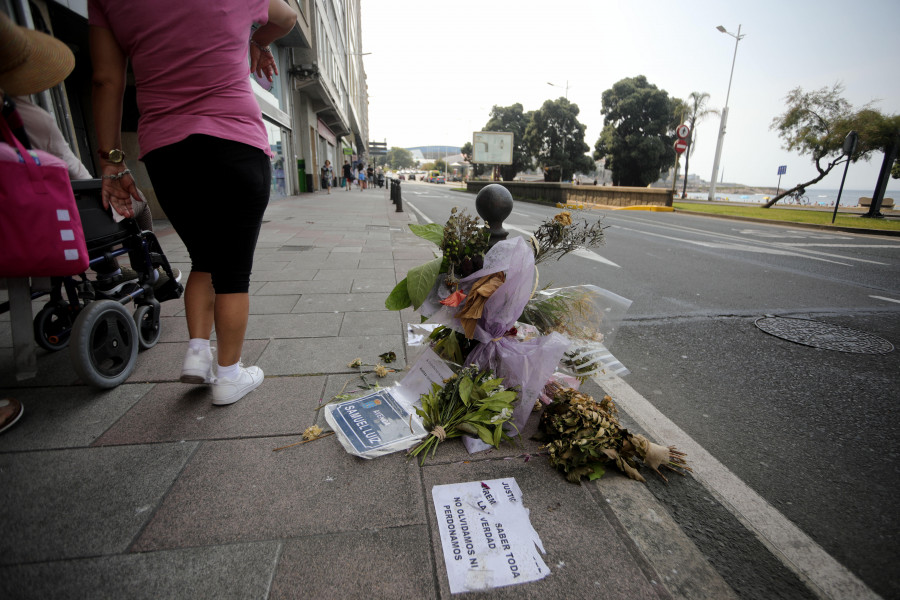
[
  {"xmin": 524, "ymin": 97, "xmax": 593, "ymax": 182},
  {"xmin": 764, "ymin": 83, "xmax": 900, "ymax": 207},
  {"xmin": 680, "ymin": 92, "xmax": 719, "ymax": 198},
  {"xmin": 593, "ymin": 75, "xmax": 678, "ymax": 187},
  {"xmin": 385, "ymin": 146, "xmax": 416, "ymax": 170},
  {"xmin": 483, "ymin": 103, "xmax": 534, "ymax": 181}
]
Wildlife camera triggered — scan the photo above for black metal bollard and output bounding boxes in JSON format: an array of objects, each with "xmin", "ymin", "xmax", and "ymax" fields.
[
  {"xmin": 390, "ymin": 178, "xmax": 403, "ymax": 212},
  {"xmin": 475, "ymin": 184, "xmax": 513, "ymax": 247}
]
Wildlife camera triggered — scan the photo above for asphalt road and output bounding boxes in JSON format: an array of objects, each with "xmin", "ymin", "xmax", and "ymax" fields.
[{"xmin": 399, "ymin": 180, "xmax": 900, "ymax": 599}]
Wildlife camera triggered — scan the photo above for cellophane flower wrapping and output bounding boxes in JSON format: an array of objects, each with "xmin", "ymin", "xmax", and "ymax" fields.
[
  {"xmin": 519, "ymin": 285, "xmax": 632, "ymax": 381},
  {"xmin": 427, "ymin": 237, "xmax": 570, "ymax": 452}
]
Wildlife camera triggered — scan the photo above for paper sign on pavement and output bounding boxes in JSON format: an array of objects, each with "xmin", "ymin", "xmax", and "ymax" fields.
[
  {"xmin": 324, "ymin": 348, "xmax": 453, "ymax": 459},
  {"xmin": 432, "ymin": 478, "xmax": 550, "ymax": 593}
]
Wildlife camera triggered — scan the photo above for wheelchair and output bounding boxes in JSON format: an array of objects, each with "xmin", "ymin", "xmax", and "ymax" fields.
[{"xmin": 29, "ymin": 179, "xmax": 183, "ymax": 388}]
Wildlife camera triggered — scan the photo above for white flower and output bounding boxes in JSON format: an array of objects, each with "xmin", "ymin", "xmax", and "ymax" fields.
[{"xmin": 490, "ymin": 408, "xmax": 513, "ymax": 423}]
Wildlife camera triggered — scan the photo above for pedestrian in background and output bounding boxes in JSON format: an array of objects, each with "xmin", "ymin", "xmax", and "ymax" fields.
[
  {"xmin": 89, "ymin": 0, "xmax": 297, "ymax": 406},
  {"xmin": 358, "ymin": 164, "xmax": 367, "ymax": 190},
  {"xmin": 342, "ymin": 159, "xmax": 352, "ymax": 191},
  {"xmin": 321, "ymin": 159, "xmax": 333, "ymax": 194}
]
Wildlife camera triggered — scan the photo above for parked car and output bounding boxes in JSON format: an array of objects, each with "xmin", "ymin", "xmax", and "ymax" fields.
[
  {"xmin": 434, "ymin": 175, "xmax": 446, "ymax": 184},
  {"xmin": 398, "ymin": 174, "xmax": 406, "ymax": 180}
]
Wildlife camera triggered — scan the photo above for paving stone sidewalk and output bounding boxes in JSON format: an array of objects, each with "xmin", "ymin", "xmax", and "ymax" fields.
[{"xmin": 0, "ymin": 189, "xmax": 736, "ymax": 599}]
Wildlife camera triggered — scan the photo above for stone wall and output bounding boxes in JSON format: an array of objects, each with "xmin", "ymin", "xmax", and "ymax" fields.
[{"xmin": 464, "ymin": 181, "xmax": 673, "ymax": 208}]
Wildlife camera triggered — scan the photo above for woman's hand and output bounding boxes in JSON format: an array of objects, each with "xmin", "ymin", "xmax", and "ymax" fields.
[
  {"xmin": 250, "ymin": 43, "xmax": 278, "ymax": 82},
  {"xmin": 100, "ymin": 163, "xmax": 138, "ymax": 218}
]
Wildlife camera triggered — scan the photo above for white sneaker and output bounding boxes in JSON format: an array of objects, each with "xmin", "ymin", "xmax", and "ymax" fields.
[
  {"xmin": 180, "ymin": 347, "xmax": 215, "ymax": 384},
  {"xmin": 212, "ymin": 364, "xmax": 263, "ymax": 406}
]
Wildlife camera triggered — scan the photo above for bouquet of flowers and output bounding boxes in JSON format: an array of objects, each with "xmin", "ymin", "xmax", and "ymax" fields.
[
  {"xmin": 385, "ymin": 208, "xmax": 490, "ymax": 316},
  {"xmin": 385, "ymin": 206, "xmax": 631, "ymax": 458},
  {"xmin": 539, "ymin": 381, "xmax": 690, "ymax": 483},
  {"xmin": 427, "ymin": 236, "xmax": 571, "ymax": 452},
  {"xmin": 409, "ymin": 365, "xmax": 517, "ymax": 463}
]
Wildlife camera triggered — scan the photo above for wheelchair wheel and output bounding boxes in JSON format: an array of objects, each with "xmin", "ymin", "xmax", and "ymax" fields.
[
  {"xmin": 134, "ymin": 301, "xmax": 161, "ymax": 350},
  {"xmin": 70, "ymin": 299, "xmax": 138, "ymax": 388},
  {"xmin": 33, "ymin": 301, "xmax": 75, "ymax": 352}
]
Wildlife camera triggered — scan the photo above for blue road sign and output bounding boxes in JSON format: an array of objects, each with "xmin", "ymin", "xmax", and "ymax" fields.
[{"xmin": 777, "ymin": 165, "xmax": 787, "ymax": 175}]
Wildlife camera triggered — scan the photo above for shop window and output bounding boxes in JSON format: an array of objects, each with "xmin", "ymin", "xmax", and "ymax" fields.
[{"xmin": 265, "ymin": 120, "xmax": 286, "ymax": 198}]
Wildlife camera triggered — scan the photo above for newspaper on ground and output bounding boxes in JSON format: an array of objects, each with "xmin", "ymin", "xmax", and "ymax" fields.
[
  {"xmin": 431, "ymin": 477, "xmax": 550, "ymax": 593},
  {"xmin": 324, "ymin": 348, "xmax": 453, "ymax": 459}
]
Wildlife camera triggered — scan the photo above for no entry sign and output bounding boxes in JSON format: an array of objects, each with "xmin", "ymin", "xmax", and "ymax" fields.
[{"xmin": 674, "ymin": 139, "xmax": 689, "ymax": 154}]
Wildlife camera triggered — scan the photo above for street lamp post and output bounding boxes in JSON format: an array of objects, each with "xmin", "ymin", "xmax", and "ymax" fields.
[{"xmin": 707, "ymin": 25, "xmax": 745, "ymax": 202}]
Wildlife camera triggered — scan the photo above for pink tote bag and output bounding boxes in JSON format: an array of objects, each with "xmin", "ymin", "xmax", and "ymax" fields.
[{"xmin": 0, "ymin": 116, "xmax": 89, "ymax": 277}]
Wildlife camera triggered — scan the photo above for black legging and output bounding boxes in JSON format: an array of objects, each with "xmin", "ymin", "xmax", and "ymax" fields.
[{"xmin": 143, "ymin": 134, "xmax": 271, "ymax": 294}]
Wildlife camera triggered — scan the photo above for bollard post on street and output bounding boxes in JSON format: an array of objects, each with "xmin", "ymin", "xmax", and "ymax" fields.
[
  {"xmin": 475, "ymin": 184, "xmax": 513, "ymax": 247},
  {"xmin": 392, "ymin": 178, "xmax": 403, "ymax": 212}
]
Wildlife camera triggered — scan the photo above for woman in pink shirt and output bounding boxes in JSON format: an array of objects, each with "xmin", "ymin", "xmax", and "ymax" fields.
[{"xmin": 89, "ymin": 0, "xmax": 297, "ymax": 405}]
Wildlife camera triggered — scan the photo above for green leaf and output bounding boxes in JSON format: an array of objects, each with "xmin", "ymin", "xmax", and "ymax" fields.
[
  {"xmin": 492, "ymin": 424, "xmax": 502, "ymax": 447},
  {"xmin": 482, "ymin": 377, "xmax": 504, "ymax": 390},
  {"xmin": 464, "ymin": 410, "xmax": 493, "ymax": 424},
  {"xmin": 457, "ymin": 422, "xmax": 478, "ymax": 435},
  {"xmin": 385, "ymin": 278, "xmax": 411, "ymax": 311},
  {"xmin": 407, "ymin": 257, "xmax": 443, "ymax": 310},
  {"xmin": 486, "ymin": 391, "xmax": 517, "ymax": 404},
  {"xmin": 587, "ymin": 463, "xmax": 606, "ymax": 481},
  {"xmin": 472, "ymin": 423, "xmax": 493, "ymax": 446},
  {"xmin": 480, "ymin": 400, "xmax": 514, "ymax": 412},
  {"xmin": 435, "ymin": 330, "xmax": 462, "ymax": 364},
  {"xmin": 458, "ymin": 377, "xmax": 473, "ymax": 405},
  {"xmin": 408, "ymin": 223, "xmax": 445, "ymax": 246}
]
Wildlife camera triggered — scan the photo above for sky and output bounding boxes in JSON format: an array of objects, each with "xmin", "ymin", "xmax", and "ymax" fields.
[{"xmin": 360, "ymin": 0, "xmax": 900, "ymax": 191}]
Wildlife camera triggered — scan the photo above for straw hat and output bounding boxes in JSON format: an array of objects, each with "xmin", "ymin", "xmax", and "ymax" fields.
[{"xmin": 0, "ymin": 11, "xmax": 75, "ymax": 95}]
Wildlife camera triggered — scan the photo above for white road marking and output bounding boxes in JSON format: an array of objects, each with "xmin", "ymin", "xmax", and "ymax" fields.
[
  {"xmin": 404, "ymin": 201, "xmax": 432, "ymax": 224},
  {"xmin": 618, "ymin": 222, "xmax": 895, "ymax": 266},
  {"xmin": 600, "ymin": 373, "xmax": 879, "ymax": 600},
  {"xmin": 506, "ymin": 225, "xmax": 621, "ymax": 267},
  {"xmin": 734, "ymin": 228, "xmax": 852, "ymax": 240},
  {"xmin": 570, "ymin": 248, "xmax": 621, "ymax": 267},
  {"xmin": 870, "ymin": 295, "xmax": 900, "ymax": 304},
  {"xmin": 777, "ymin": 243, "xmax": 900, "ymax": 248},
  {"xmin": 621, "ymin": 216, "xmax": 893, "ymax": 265}
]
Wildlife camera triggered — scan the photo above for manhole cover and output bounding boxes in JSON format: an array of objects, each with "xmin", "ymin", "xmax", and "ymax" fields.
[
  {"xmin": 278, "ymin": 245, "xmax": 313, "ymax": 252},
  {"xmin": 754, "ymin": 316, "xmax": 894, "ymax": 354}
]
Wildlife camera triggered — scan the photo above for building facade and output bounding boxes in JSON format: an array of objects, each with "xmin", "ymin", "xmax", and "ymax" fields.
[{"xmin": 1, "ymin": 0, "xmax": 368, "ymax": 210}]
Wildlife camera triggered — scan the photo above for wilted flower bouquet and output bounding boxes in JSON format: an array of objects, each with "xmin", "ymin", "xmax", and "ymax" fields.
[{"xmin": 539, "ymin": 381, "xmax": 690, "ymax": 483}]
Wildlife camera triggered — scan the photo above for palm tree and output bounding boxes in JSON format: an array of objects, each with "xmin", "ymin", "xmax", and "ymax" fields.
[{"xmin": 681, "ymin": 92, "xmax": 719, "ymax": 198}]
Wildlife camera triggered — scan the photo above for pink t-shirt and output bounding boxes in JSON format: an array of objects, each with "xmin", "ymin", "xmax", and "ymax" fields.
[{"xmin": 88, "ymin": 0, "xmax": 271, "ymax": 158}]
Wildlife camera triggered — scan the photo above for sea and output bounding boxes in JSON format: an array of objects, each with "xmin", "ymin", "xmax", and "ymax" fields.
[{"xmin": 683, "ymin": 188, "xmax": 898, "ymax": 207}]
